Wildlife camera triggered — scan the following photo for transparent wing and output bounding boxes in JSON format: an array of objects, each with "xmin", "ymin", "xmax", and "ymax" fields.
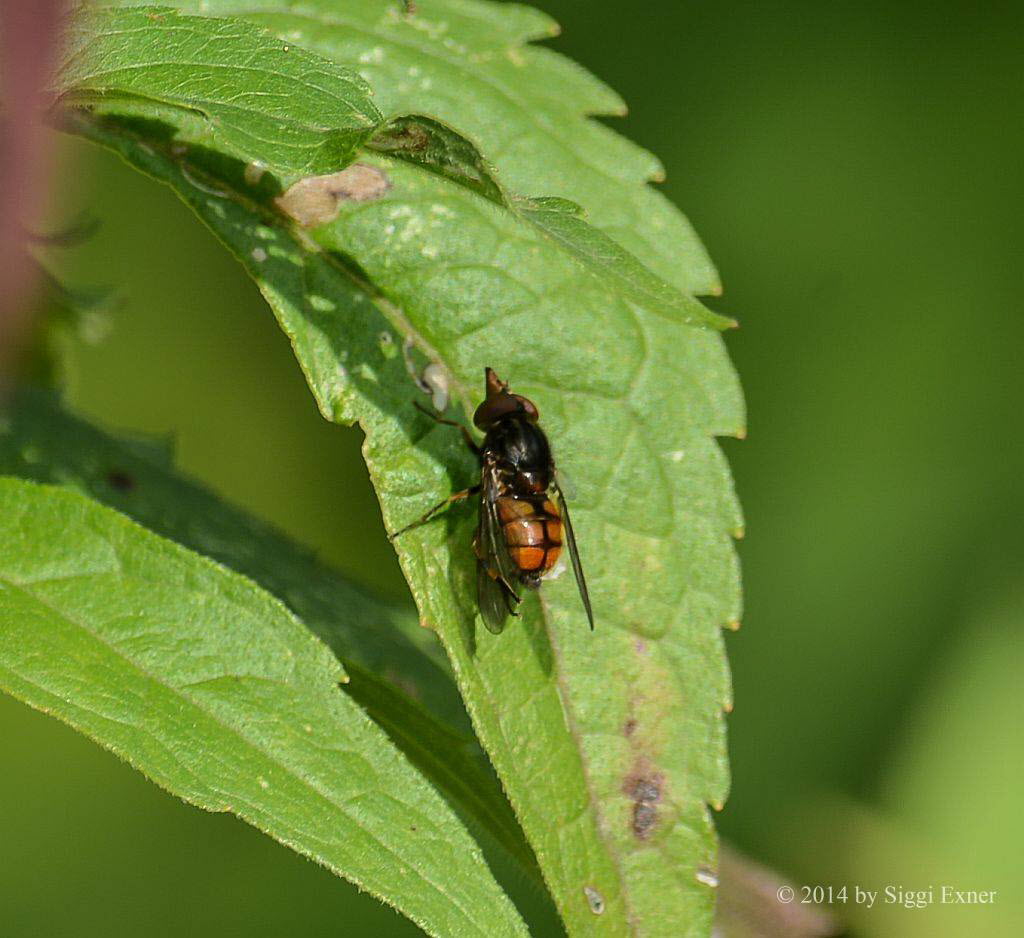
[
  {"xmin": 477, "ymin": 563, "xmax": 514, "ymax": 634},
  {"xmin": 476, "ymin": 457, "xmax": 520, "ymax": 633},
  {"xmin": 552, "ymin": 479, "xmax": 594, "ymax": 629},
  {"xmin": 480, "ymin": 457, "xmax": 520, "ymax": 589}
]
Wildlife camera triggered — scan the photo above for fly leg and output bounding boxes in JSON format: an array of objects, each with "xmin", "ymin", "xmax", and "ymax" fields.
[
  {"xmin": 495, "ymin": 571, "xmax": 521, "ymax": 609},
  {"xmin": 388, "ymin": 485, "xmax": 481, "ymax": 540},
  {"xmin": 503, "ymin": 585, "xmax": 521, "ymax": 617},
  {"xmin": 413, "ymin": 400, "xmax": 480, "ymax": 455}
]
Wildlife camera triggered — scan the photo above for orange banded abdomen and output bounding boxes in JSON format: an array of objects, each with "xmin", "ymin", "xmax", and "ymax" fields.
[{"xmin": 497, "ymin": 495, "xmax": 562, "ymax": 576}]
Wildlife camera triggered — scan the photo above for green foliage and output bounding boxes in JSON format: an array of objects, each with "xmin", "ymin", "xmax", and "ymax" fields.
[
  {"xmin": 56, "ymin": 7, "xmax": 728, "ymax": 331},
  {"xmin": 0, "ymin": 389, "xmax": 561, "ymax": 932},
  {"xmin": 364, "ymin": 115, "xmax": 733, "ymax": 329},
  {"xmin": 0, "ymin": 476, "xmax": 527, "ymax": 937},
  {"xmin": 101, "ymin": 0, "xmax": 721, "ymax": 297},
  {"xmin": 59, "ymin": 6, "xmax": 382, "ymax": 175},
  {"xmin": 0, "ymin": 389, "xmax": 457, "ymax": 723},
  {"xmin": 2, "ymin": 3, "xmax": 744, "ymax": 935}
]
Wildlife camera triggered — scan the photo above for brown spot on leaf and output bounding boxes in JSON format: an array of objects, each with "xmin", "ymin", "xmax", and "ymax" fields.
[
  {"xmin": 106, "ymin": 469, "xmax": 135, "ymax": 492},
  {"xmin": 623, "ymin": 718, "xmax": 637, "ymax": 737},
  {"xmin": 623, "ymin": 765, "xmax": 664, "ymax": 840},
  {"xmin": 633, "ymin": 802, "xmax": 658, "ymax": 839},
  {"xmin": 630, "ymin": 777, "xmax": 661, "ymax": 804},
  {"xmin": 275, "ymin": 164, "xmax": 391, "ymax": 228},
  {"xmin": 372, "ymin": 121, "xmax": 430, "ymax": 153}
]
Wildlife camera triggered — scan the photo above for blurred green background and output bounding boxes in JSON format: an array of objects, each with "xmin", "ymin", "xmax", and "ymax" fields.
[{"xmin": 3, "ymin": 1, "xmax": 1022, "ymax": 935}]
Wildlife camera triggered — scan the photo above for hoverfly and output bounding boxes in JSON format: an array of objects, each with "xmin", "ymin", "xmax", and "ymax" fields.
[{"xmin": 391, "ymin": 367, "xmax": 594, "ymax": 633}]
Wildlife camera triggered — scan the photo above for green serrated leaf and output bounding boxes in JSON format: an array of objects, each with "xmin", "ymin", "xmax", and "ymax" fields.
[
  {"xmin": 370, "ymin": 114, "xmax": 508, "ymax": 206},
  {"xmin": 0, "ymin": 478, "xmax": 529, "ymax": 937},
  {"xmin": 307, "ymin": 152, "xmax": 744, "ymax": 936},
  {"xmin": 1, "ymin": 390, "xmax": 564, "ymax": 931},
  {"xmin": 366, "ymin": 114, "xmax": 732, "ymax": 329},
  {"xmin": 58, "ymin": 5, "xmax": 382, "ymax": 175},
  {"xmin": 64, "ymin": 110, "xmax": 741, "ymax": 934},
  {"xmin": 343, "ymin": 659, "xmax": 564, "ymax": 935},
  {"xmin": 133, "ymin": 0, "xmax": 721, "ymax": 295},
  {"xmin": 518, "ymin": 196, "xmax": 736, "ymax": 329},
  {"xmin": 59, "ymin": 7, "xmax": 726, "ymax": 330},
  {"xmin": 56, "ymin": 3, "xmax": 745, "ymax": 934},
  {"xmin": 0, "ymin": 388, "xmax": 459, "ymax": 724}
]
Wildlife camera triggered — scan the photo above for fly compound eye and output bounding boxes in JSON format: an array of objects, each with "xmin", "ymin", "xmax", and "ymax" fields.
[
  {"xmin": 474, "ymin": 395, "xmax": 517, "ymax": 428},
  {"xmin": 474, "ymin": 392, "xmax": 539, "ymax": 428},
  {"xmin": 514, "ymin": 395, "xmax": 539, "ymax": 422}
]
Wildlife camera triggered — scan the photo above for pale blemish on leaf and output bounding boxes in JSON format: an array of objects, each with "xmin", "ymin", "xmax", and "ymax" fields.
[
  {"xmin": 695, "ymin": 867, "xmax": 718, "ymax": 888},
  {"xmin": 243, "ymin": 160, "xmax": 267, "ymax": 186},
  {"xmin": 420, "ymin": 364, "xmax": 450, "ymax": 412},
  {"xmin": 308, "ymin": 295, "xmax": 336, "ymax": 313},
  {"xmin": 583, "ymin": 885, "xmax": 605, "ymax": 915},
  {"xmin": 400, "ymin": 338, "xmax": 451, "ymax": 412},
  {"xmin": 276, "ymin": 165, "xmax": 392, "ymax": 228}
]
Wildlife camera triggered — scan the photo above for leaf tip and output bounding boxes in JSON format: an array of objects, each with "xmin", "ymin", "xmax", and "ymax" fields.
[{"xmin": 699, "ymin": 306, "xmax": 738, "ymax": 331}]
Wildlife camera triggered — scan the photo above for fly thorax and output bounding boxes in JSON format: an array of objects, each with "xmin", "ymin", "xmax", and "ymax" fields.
[{"xmin": 515, "ymin": 470, "xmax": 548, "ymax": 493}]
